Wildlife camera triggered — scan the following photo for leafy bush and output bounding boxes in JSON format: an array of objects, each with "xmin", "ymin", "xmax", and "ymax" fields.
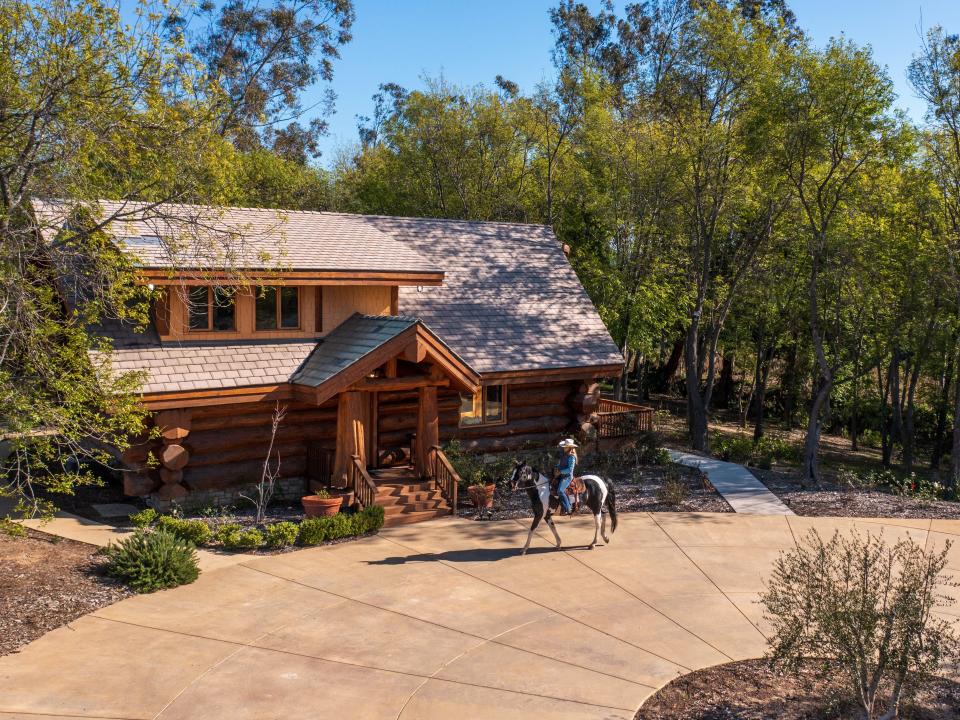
[
  {"xmin": 0, "ymin": 517, "xmax": 26, "ymax": 537},
  {"xmin": 761, "ymin": 530, "xmax": 960, "ymax": 720},
  {"xmin": 213, "ymin": 522, "xmax": 242, "ymax": 544},
  {"xmin": 714, "ymin": 434, "xmax": 798, "ymax": 468},
  {"xmin": 297, "ymin": 505, "xmax": 385, "ymax": 546},
  {"xmin": 216, "ymin": 526, "xmax": 263, "ymax": 550},
  {"xmin": 443, "ymin": 440, "xmax": 485, "ymax": 489},
  {"xmin": 263, "ymin": 521, "xmax": 298, "ymax": 548},
  {"xmin": 714, "ymin": 434, "xmax": 753, "ymax": 463},
  {"xmin": 754, "ymin": 435, "xmax": 799, "ymax": 466},
  {"xmin": 859, "ymin": 428, "xmax": 882, "ymax": 449},
  {"xmin": 651, "ymin": 447, "xmax": 672, "ymax": 466},
  {"xmin": 129, "ymin": 508, "xmax": 158, "ymax": 528},
  {"xmin": 656, "ymin": 469, "xmax": 688, "ymax": 506},
  {"xmin": 105, "ymin": 528, "xmax": 199, "ymax": 593},
  {"xmin": 156, "ymin": 515, "xmax": 211, "ymax": 546},
  {"xmin": 838, "ymin": 468, "xmax": 946, "ymax": 500}
]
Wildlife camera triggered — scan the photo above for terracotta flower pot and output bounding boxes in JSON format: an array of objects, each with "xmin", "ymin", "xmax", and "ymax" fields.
[
  {"xmin": 467, "ymin": 483, "xmax": 495, "ymax": 509},
  {"xmin": 302, "ymin": 495, "xmax": 342, "ymax": 518}
]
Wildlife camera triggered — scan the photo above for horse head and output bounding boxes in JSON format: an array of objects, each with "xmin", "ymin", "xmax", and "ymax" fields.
[{"xmin": 509, "ymin": 460, "xmax": 534, "ymax": 492}]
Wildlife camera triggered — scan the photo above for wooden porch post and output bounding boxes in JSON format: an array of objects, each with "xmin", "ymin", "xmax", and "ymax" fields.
[
  {"xmin": 333, "ymin": 391, "xmax": 370, "ymax": 484},
  {"xmin": 416, "ymin": 385, "xmax": 439, "ymax": 478}
]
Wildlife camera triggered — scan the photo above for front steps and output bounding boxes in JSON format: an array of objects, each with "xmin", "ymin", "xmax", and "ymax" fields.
[{"xmin": 369, "ymin": 466, "xmax": 452, "ymax": 527}]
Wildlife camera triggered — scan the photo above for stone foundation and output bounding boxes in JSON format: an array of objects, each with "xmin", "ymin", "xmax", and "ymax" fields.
[{"xmin": 150, "ymin": 476, "xmax": 308, "ymax": 513}]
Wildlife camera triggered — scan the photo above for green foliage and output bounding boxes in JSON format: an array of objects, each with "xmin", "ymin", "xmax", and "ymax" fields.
[
  {"xmin": 656, "ymin": 469, "xmax": 688, "ymax": 507},
  {"xmin": 761, "ymin": 530, "xmax": 960, "ymax": 719},
  {"xmin": 714, "ymin": 435, "xmax": 755, "ymax": 464},
  {"xmin": 296, "ymin": 505, "xmax": 384, "ymax": 546},
  {"xmin": 105, "ymin": 529, "xmax": 199, "ymax": 593},
  {"xmin": 263, "ymin": 521, "xmax": 299, "ymax": 548},
  {"xmin": 0, "ymin": 518, "xmax": 26, "ymax": 537},
  {"xmin": 213, "ymin": 523, "xmax": 263, "ymax": 550},
  {"xmin": 129, "ymin": 508, "xmax": 158, "ymax": 528},
  {"xmin": 311, "ymin": 488, "xmax": 331, "ymax": 499},
  {"xmin": 155, "ymin": 516, "xmax": 211, "ymax": 546},
  {"xmin": 714, "ymin": 434, "xmax": 799, "ymax": 469}
]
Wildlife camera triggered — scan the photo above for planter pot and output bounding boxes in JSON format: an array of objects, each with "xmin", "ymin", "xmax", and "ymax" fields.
[
  {"xmin": 329, "ymin": 487, "xmax": 355, "ymax": 510},
  {"xmin": 302, "ymin": 495, "xmax": 342, "ymax": 518},
  {"xmin": 467, "ymin": 483, "xmax": 496, "ymax": 509}
]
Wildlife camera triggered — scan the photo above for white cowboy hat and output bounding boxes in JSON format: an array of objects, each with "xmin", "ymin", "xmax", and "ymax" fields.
[{"xmin": 558, "ymin": 438, "xmax": 578, "ymax": 448}]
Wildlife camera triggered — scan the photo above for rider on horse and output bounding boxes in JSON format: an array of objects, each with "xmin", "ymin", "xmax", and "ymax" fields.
[{"xmin": 555, "ymin": 438, "xmax": 578, "ymax": 514}]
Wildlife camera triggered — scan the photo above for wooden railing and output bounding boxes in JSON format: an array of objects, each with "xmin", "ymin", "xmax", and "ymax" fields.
[
  {"xmin": 596, "ymin": 398, "xmax": 654, "ymax": 438},
  {"xmin": 429, "ymin": 445, "xmax": 459, "ymax": 510},
  {"xmin": 350, "ymin": 454, "xmax": 379, "ymax": 508}
]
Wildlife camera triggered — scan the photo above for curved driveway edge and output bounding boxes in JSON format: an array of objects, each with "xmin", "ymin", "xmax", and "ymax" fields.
[{"xmin": 1, "ymin": 513, "xmax": 957, "ymax": 719}]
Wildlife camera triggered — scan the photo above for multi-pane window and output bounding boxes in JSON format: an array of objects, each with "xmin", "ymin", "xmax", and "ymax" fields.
[
  {"xmin": 255, "ymin": 287, "xmax": 300, "ymax": 330},
  {"xmin": 459, "ymin": 385, "xmax": 506, "ymax": 426},
  {"xmin": 188, "ymin": 286, "xmax": 235, "ymax": 331}
]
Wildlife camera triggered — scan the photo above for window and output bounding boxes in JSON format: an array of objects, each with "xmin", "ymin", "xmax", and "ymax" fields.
[
  {"xmin": 459, "ymin": 385, "xmax": 507, "ymax": 427},
  {"xmin": 187, "ymin": 286, "xmax": 235, "ymax": 331},
  {"xmin": 255, "ymin": 286, "xmax": 300, "ymax": 330}
]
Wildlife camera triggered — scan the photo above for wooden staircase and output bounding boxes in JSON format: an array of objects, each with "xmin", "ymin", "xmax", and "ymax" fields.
[{"xmin": 369, "ymin": 466, "xmax": 452, "ymax": 527}]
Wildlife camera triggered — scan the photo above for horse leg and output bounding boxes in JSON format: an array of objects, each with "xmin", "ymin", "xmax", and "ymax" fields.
[
  {"xmin": 589, "ymin": 513, "xmax": 601, "ymax": 549},
  {"xmin": 523, "ymin": 513, "xmax": 543, "ymax": 556},
  {"xmin": 545, "ymin": 513, "xmax": 562, "ymax": 548},
  {"xmin": 601, "ymin": 510, "xmax": 610, "ymax": 544}
]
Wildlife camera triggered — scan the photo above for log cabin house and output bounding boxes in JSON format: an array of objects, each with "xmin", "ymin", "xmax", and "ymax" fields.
[{"xmin": 36, "ymin": 200, "xmax": 642, "ymax": 525}]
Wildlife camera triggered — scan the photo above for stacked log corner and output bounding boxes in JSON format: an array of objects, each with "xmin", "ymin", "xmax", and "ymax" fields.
[
  {"xmin": 154, "ymin": 409, "xmax": 191, "ymax": 501},
  {"xmin": 570, "ymin": 382, "xmax": 601, "ymax": 443}
]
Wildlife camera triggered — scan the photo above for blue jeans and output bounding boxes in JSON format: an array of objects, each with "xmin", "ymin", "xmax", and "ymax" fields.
[{"xmin": 557, "ymin": 476, "xmax": 572, "ymax": 512}]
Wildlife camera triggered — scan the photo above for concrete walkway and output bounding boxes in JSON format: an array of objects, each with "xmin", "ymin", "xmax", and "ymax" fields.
[
  {"xmin": 2, "ymin": 512, "xmax": 957, "ymax": 720},
  {"xmin": 669, "ymin": 449, "xmax": 794, "ymax": 515}
]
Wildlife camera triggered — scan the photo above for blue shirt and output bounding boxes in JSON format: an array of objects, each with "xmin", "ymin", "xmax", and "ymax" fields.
[{"xmin": 556, "ymin": 454, "xmax": 576, "ymax": 481}]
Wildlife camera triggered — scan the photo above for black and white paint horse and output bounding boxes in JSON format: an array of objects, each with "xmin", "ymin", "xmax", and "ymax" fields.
[{"xmin": 509, "ymin": 461, "xmax": 618, "ymax": 555}]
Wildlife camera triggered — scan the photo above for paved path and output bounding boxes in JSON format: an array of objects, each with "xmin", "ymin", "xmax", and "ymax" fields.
[
  {"xmin": 669, "ymin": 449, "xmax": 794, "ymax": 515},
  {"xmin": 2, "ymin": 513, "xmax": 958, "ymax": 720}
]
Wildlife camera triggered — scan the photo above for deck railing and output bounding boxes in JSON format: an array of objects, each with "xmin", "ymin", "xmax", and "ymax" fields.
[
  {"xmin": 596, "ymin": 398, "xmax": 654, "ymax": 438},
  {"xmin": 429, "ymin": 445, "xmax": 459, "ymax": 510},
  {"xmin": 350, "ymin": 454, "xmax": 379, "ymax": 508}
]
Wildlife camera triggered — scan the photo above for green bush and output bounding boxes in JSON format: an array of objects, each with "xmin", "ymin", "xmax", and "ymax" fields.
[
  {"xmin": 213, "ymin": 522, "xmax": 242, "ymax": 544},
  {"xmin": 129, "ymin": 508, "xmax": 158, "ymax": 528},
  {"xmin": 754, "ymin": 435, "xmax": 799, "ymax": 465},
  {"xmin": 105, "ymin": 528, "xmax": 199, "ymax": 593},
  {"xmin": 263, "ymin": 521, "xmax": 299, "ymax": 548},
  {"xmin": 0, "ymin": 518, "xmax": 26, "ymax": 537},
  {"xmin": 156, "ymin": 515, "xmax": 211, "ymax": 546},
  {"xmin": 217, "ymin": 526, "xmax": 263, "ymax": 550},
  {"xmin": 714, "ymin": 434, "xmax": 754, "ymax": 463},
  {"xmin": 297, "ymin": 505, "xmax": 385, "ymax": 546}
]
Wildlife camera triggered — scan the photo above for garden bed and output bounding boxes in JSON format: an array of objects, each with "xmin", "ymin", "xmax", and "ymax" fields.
[
  {"xmin": 455, "ymin": 462, "xmax": 731, "ymax": 520},
  {"xmin": 635, "ymin": 658, "xmax": 960, "ymax": 719},
  {"xmin": 0, "ymin": 528, "xmax": 131, "ymax": 656},
  {"xmin": 753, "ymin": 467, "xmax": 960, "ymax": 519}
]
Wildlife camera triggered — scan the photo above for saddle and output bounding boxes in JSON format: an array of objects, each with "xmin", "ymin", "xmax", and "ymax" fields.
[{"xmin": 550, "ymin": 475, "xmax": 585, "ymax": 514}]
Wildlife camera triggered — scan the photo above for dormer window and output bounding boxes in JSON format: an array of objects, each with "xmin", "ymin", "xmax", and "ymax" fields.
[
  {"xmin": 255, "ymin": 286, "xmax": 300, "ymax": 330},
  {"xmin": 188, "ymin": 286, "xmax": 235, "ymax": 331}
]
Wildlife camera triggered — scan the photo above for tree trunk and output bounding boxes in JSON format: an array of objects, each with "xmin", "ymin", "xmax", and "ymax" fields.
[
  {"xmin": 685, "ymin": 320, "xmax": 709, "ymax": 452},
  {"xmin": 753, "ymin": 348, "xmax": 773, "ymax": 442},
  {"xmin": 715, "ymin": 352, "xmax": 736, "ymax": 408},
  {"xmin": 950, "ymin": 356, "xmax": 960, "ymax": 496},
  {"xmin": 651, "ymin": 336, "xmax": 684, "ymax": 393},
  {"xmin": 781, "ymin": 338, "xmax": 799, "ymax": 430},
  {"xmin": 932, "ymin": 336, "xmax": 955, "ymax": 470},
  {"xmin": 803, "ymin": 379, "xmax": 831, "ymax": 486}
]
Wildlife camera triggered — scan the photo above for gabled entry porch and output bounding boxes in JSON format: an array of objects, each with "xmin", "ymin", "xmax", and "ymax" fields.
[{"xmin": 292, "ymin": 314, "xmax": 477, "ymax": 524}]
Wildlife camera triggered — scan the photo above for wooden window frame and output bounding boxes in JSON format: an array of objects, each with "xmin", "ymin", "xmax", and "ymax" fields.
[
  {"xmin": 255, "ymin": 286, "xmax": 302, "ymax": 332},
  {"xmin": 458, "ymin": 384, "xmax": 508, "ymax": 428},
  {"xmin": 187, "ymin": 286, "xmax": 236, "ymax": 332}
]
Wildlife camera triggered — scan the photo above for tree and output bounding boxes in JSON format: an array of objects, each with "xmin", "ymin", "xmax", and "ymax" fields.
[
  {"xmin": 762, "ymin": 530, "xmax": 959, "ymax": 720},
  {"xmin": 190, "ymin": 0, "xmax": 355, "ymax": 163},
  {"xmin": 772, "ymin": 38, "xmax": 896, "ymax": 484}
]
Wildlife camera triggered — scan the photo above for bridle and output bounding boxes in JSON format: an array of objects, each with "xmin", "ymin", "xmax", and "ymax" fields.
[{"xmin": 509, "ymin": 463, "xmax": 551, "ymax": 493}]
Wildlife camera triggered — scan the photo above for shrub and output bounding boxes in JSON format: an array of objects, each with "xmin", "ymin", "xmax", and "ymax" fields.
[
  {"xmin": 129, "ymin": 508, "xmax": 158, "ymax": 528},
  {"xmin": 263, "ymin": 521, "xmax": 298, "ymax": 548},
  {"xmin": 297, "ymin": 505, "xmax": 385, "ymax": 546},
  {"xmin": 656, "ymin": 470, "xmax": 688, "ymax": 506},
  {"xmin": 761, "ymin": 530, "xmax": 960, "ymax": 720},
  {"xmin": 297, "ymin": 517, "xmax": 327, "ymax": 545},
  {"xmin": 216, "ymin": 526, "xmax": 263, "ymax": 550},
  {"xmin": 213, "ymin": 522, "xmax": 242, "ymax": 544},
  {"xmin": 714, "ymin": 434, "xmax": 753, "ymax": 463},
  {"xmin": 105, "ymin": 528, "xmax": 199, "ymax": 593},
  {"xmin": 156, "ymin": 515, "xmax": 211, "ymax": 546},
  {"xmin": 0, "ymin": 517, "xmax": 26, "ymax": 537},
  {"xmin": 859, "ymin": 428, "xmax": 882, "ymax": 449},
  {"xmin": 754, "ymin": 435, "xmax": 799, "ymax": 466}
]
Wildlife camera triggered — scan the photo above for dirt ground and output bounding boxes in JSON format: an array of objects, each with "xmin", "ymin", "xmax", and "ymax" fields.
[
  {"xmin": 753, "ymin": 466, "xmax": 960, "ymax": 519},
  {"xmin": 0, "ymin": 529, "xmax": 130, "ymax": 656},
  {"xmin": 636, "ymin": 658, "xmax": 960, "ymax": 720},
  {"xmin": 456, "ymin": 462, "xmax": 731, "ymax": 520}
]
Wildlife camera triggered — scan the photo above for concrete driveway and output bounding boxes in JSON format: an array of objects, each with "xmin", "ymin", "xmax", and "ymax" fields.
[{"xmin": 2, "ymin": 513, "xmax": 958, "ymax": 720}]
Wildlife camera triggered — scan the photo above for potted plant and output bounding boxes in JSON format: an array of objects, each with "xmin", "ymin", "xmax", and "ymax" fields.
[
  {"xmin": 302, "ymin": 488, "xmax": 341, "ymax": 518},
  {"xmin": 465, "ymin": 468, "xmax": 495, "ymax": 510},
  {"xmin": 328, "ymin": 485, "xmax": 355, "ymax": 510}
]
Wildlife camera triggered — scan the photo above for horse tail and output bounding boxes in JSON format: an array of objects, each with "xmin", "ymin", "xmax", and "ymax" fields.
[{"xmin": 605, "ymin": 481, "xmax": 618, "ymax": 534}]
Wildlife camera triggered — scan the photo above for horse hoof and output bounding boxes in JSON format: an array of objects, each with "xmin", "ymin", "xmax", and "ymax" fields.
[{"xmin": 587, "ymin": 544, "xmax": 595, "ymax": 550}]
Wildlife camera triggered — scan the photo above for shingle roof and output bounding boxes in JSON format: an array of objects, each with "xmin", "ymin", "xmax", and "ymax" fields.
[
  {"xmin": 291, "ymin": 315, "xmax": 418, "ymax": 387},
  {"xmin": 357, "ymin": 215, "xmax": 623, "ymax": 374},
  {"xmin": 32, "ymin": 199, "xmax": 440, "ymax": 275}
]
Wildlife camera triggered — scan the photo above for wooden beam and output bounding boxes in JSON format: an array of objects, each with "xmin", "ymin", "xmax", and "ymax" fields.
[
  {"xmin": 350, "ymin": 375, "xmax": 450, "ymax": 393},
  {"xmin": 141, "ymin": 270, "xmax": 444, "ymax": 287},
  {"xmin": 481, "ymin": 364, "xmax": 624, "ymax": 386},
  {"xmin": 141, "ymin": 384, "xmax": 293, "ymax": 410}
]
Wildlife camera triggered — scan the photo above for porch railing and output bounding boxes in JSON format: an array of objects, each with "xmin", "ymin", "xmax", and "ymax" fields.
[
  {"xmin": 596, "ymin": 398, "xmax": 654, "ymax": 438},
  {"xmin": 307, "ymin": 446, "xmax": 334, "ymax": 487},
  {"xmin": 429, "ymin": 445, "xmax": 459, "ymax": 510},
  {"xmin": 350, "ymin": 454, "xmax": 379, "ymax": 508}
]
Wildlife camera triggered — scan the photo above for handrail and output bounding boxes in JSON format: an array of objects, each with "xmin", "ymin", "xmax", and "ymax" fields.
[
  {"xmin": 597, "ymin": 397, "xmax": 649, "ymax": 413},
  {"xmin": 350, "ymin": 454, "xmax": 378, "ymax": 509},
  {"xmin": 430, "ymin": 445, "xmax": 459, "ymax": 511},
  {"xmin": 595, "ymin": 399, "xmax": 654, "ymax": 437}
]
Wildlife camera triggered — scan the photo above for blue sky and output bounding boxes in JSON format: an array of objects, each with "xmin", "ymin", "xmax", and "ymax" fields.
[{"xmin": 309, "ymin": 0, "xmax": 960, "ymax": 165}]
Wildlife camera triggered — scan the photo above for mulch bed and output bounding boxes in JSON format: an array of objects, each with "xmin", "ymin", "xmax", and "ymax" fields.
[
  {"xmin": 753, "ymin": 467, "xmax": 960, "ymax": 520},
  {"xmin": 456, "ymin": 463, "xmax": 731, "ymax": 520},
  {"xmin": 0, "ymin": 528, "xmax": 131, "ymax": 656},
  {"xmin": 636, "ymin": 658, "xmax": 960, "ymax": 720}
]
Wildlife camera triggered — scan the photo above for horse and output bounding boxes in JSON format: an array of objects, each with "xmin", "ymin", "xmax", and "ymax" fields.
[
  {"xmin": 565, "ymin": 476, "xmax": 585, "ymax": 513},
  {"xmin": 508, "ymin": 460, "xmax": 618, "ymax": 555}
]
